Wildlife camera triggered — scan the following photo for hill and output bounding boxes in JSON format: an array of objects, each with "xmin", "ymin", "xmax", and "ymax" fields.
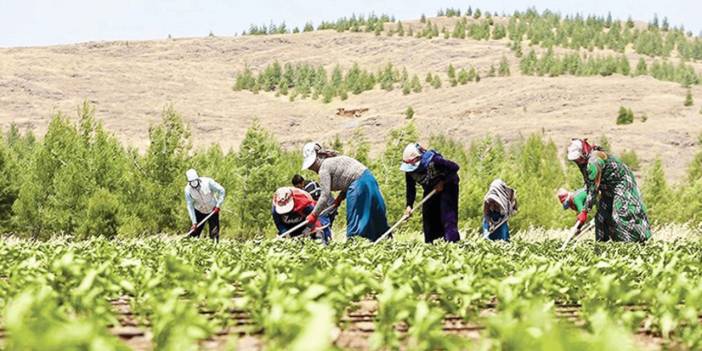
[{"xmin": 1, "ymin": 12, "xmax": 701, "ymax": 180}]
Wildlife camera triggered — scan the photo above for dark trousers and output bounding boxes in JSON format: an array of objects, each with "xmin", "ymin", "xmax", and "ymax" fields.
[
  {"xmin": 190, "ymin": 209, "xmax": 220, "ymax": 242},
  {"xmin": 422, "ymin": 181, "xmax": 460, "ymax": 243}
]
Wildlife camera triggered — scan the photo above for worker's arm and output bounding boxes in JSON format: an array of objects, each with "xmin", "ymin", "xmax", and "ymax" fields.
[
  {"xmin": 272, "ymin": 208, "xmax": 287, "ymax": 235},
  {"xmin": 405, "ymin": 173, "xmax": 417, "ymax": 208},
  {"xmin": 209, "ymin": 179, "xmax": 226, "ymax": 207},
  {"xmin": 184, "ymin": 189, "xmax": 197, "ymax": 224},
  {"xmin": 312, "ymin": 166, "xmax": 332, "ymax": 216},
  {"xmin": 584, "ymin": 158, "xmax": 603, "ymax": 212},
  {"xmin": 573, "ymin": 189, "xmax": 587, "ymax": 213}
]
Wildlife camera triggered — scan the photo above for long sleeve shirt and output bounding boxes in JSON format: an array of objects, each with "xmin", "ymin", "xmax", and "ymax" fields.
[
  {"xmin": 406, "ymin": 155, "xmax": 460, "ymax": 208},
  {"xmin": 185, "ymin": 177, "xmax": 225, "ymax": 224},
  {"xmin": 312, "ymin": 156, "xmax": 367, "ymax": 216}
]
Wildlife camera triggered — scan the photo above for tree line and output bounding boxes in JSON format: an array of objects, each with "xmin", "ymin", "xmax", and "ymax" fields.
[{"xmin": 1, "ymin": 104, "xmax": 701, "ymax": 240}]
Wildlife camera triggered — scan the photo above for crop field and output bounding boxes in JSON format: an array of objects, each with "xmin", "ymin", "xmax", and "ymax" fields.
[{"xmin": 2, "ymin": 228, "xmax": 702, "ymax": 351}]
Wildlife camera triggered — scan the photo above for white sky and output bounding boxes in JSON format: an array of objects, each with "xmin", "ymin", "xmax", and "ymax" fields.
[{"xmin": 0, "ymin": 0, "xmax": 699, "ymax": 47}]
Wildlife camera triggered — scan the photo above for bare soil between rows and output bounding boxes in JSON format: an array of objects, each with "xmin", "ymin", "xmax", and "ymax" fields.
[{"xmin": 102, "ymin": 296, "xmax": 689, "ymax": 350}]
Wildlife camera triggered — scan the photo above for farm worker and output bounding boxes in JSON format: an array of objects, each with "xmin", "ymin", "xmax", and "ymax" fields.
[
  {"xmin": 272, "ymin": 187, "xmax": 331, "ymax": 243},
  {"xmin": 292, "ymin": 174, "xmax": 322, "ymax": 201},
  {"xmin": 302, "ymin": 142, "xmax": 389, "ymax": 242},
  {"xmin": 482, "ymin": 179, "xmax": 518, "ymax": 241},
  {"xmin": 293, "ymin": 173, "xmax": 338, "ymax": 231},
  {"xmin": 184, "ymin": 169, "xmax": 225, "ymax": 242},
  {"xmin": 400, "ymin": 143, "xmax": 461, "ymax": 243},
  {"xmin": 557, "ymin": 187, "xmax": 587, "ymax": 214},
  {"xmin": 567, "ymin": 138, "xmax": 651, "ymax": 242}
]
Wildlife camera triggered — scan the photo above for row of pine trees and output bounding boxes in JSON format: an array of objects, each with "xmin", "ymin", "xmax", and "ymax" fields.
[
  {"xmin": 1, "ymin": 104, "xmax": 701, "ymax": 239},
  {"xmin": 242, "ymin": 8, "xmax": 702, "ymax": 61}
]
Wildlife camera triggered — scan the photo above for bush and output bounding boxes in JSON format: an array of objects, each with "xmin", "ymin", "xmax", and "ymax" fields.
[
  {"xmin": 620, "ymin": 150, "xmax": 641, "ymax": 171},
  {"xmin": 77, "ymin": 189, "xmax": 121, "ymax": 239},
  {"xmin": 405, "ymin": 106, "xmax": 415, "ymax": 119},
  {"xmin": 498, "ymin": 56, "xmax": 511, "ymax": 76},
  {"xmin": 685, "ymin": 89, "xmax": 694, "ymax": 106},
  {"xmin": 616, "ymin": 106, "xmax": 635, "ymax": 125}
]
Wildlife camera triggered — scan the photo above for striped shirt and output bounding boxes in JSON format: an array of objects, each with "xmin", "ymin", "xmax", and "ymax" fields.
[{"xmin": 313, "ymin": 156, "xmax": 367, "ymax": 215}]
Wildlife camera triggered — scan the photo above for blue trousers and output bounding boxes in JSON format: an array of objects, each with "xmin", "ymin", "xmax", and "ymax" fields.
[
  {"xmin": 483, "ymin": 215, "xmax": 510, "ymax": 241},
  {"xmin": 346, "ymin": 170, "xmax": 389, "ymax": 241}
]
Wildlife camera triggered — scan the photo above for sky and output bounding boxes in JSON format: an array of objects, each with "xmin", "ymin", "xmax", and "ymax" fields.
[{"xmin": 0, "ymin": 0, "xmax": 700, "ymax": 47}]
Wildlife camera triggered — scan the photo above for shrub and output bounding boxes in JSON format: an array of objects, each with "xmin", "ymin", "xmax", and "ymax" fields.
[
  {"xmin": 431, "ymin": 75, "xmax": 442, "ymax": 88},
  {"xmin": 498, "ymin": 56, "xmax": 511, "ymax": 76},
  {"xmin": 685, "ymin": 89, "xmax": 694, "ymax": 106},
  {"xmin": 620, "ymin": 150, "xmax": 641, "ymax": 171},
  {"xmin": 405, "ymin": 106, "xmax": 415, "ymax": 120},
  {"xmin": 616, "ymin": 106, "xmax": 635, "ymax": 125}
]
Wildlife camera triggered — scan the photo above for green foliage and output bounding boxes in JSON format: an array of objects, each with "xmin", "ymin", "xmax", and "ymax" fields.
[
  {"xmin": 643, "ymin": 159, "xmax": 673, "ymax": 223},
  {"xmin": 617, "ymin": 106, "xmax": 635, "ymax": 125},
  {"xmin": 405, "ymin": 106, "xmax": 415, "ymax": 120},
  {"xmin": 77, "ymin": 189, "xmax": 121, "ymax": 239},
  {"xmin": 635, "ymin": 58, "xmax": 648, "ymax": 76},
  {"xmin": 234, "ymin": 62, "xmax": 425, "ymax": 102},
  {"xmin": 620, "ymin": 150, "xmax": 641, "ymax": 171},
  {"xmin": 230, "ymin": 120, "xmax": 287, "ymax": 239},
  {"xmin": 498, "ymin": 56, "xmax": 511, "ymax": 76},
  {"xmin": 685, "ymin": 89, "xmax": 694, "ymax": 106},
  {"xmin": 431, "ymin": 74, "xmax": 442, "ymax": 88}
]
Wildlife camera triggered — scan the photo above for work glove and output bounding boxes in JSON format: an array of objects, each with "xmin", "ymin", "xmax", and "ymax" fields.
[
  {"xmin": 306, "ymin": 213, "xmax": 318, "ymax": 225},
  {"xmin": 403, "ymin": 206, "xmax": 413, "ymax": 219},
  {"xmin": 434, "ymin": 181, "xmax": 445, "ymax": 193},
  {"xmin": 576, "ymin": 211, "xmax": 588, "ymax": 228},
  {"xmin": 212, "ymin": 207, "xmax": 220, "ymax": 214}
]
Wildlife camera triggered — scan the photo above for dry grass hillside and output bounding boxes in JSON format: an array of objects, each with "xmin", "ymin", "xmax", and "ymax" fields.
[{"xmin": 1, "ymin": 16, "xmax": 701, "ymax": 180}]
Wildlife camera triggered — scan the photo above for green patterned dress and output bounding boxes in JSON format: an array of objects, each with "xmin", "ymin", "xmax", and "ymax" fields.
[{"xmin": 578, "ymin": 150, "xmax": 651, "ymax": 242}]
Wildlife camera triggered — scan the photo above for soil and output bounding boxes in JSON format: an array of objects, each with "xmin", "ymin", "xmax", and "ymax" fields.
[{"xmin": 1, "ymin": 16, "xmax": 701, "ymax": 180}]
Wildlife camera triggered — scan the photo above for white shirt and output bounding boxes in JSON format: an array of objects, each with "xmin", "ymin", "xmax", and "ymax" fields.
[{"xmin": 184, "ymin": 177, "xmax": 225, "ymax": 224}]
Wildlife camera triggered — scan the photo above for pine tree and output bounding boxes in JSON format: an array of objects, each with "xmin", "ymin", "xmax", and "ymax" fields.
[
  {"xmin": 685, "ymin": 88, "xmax": 694, "ymax": 106},
  {"xmin": 643, "ymin": 158, "xmax": 672, "ymax": 222},
  {"xmin": 431, "ymin": 75, "xmax": 442, "ymax": 88},
  {"xmin": 617, "ymin": 106, "xmax": 634, "ymax": 124},
  {"xmin": 410, "ymin": 74, "xmax": 422, "ymax": 93},
  {"xmin": 626, "ymin": 16, "xmax": 635, "ymax": 29},
  {"xmin": 447, "ymin": 64, "xmax": 457, "ymax": 86},
  {"xmin": 420, "ymin": 14, "xmax": 426, "ymax": 23},
  {"xmin": 397, "ymin": 21, "xmax": 404, "ymax": 36},
  {"xmin": 635, "ymin": 57, "xmax": 648, "ymax": 76},
  {"xmin": 425, "ymin": 72, "xmax": 433, "ymax": 83},
  {"xmin": 498, "ymin": 56, "xmax": 511, "ymax": 76},
  {"xmin": 474, "ymin": 8, "xmax": 482, "ymax": 19},
  {"xmin": 405, "ymin": 106, "xmax": 415, "ymax": 119},
  {"xmin": 458, "ymin": 68, "xmax": 469, "ymax": 84},
  {"xmin": 468, "ymin": 66, "xmax": 477, "ymax": 81}
]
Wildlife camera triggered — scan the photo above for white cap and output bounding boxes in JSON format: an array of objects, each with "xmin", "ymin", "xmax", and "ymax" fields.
[
  {"xmin": 273, "ymin": 187, "xmax": 294, "ymax": 214},
  {"xmin": 302, "ymin": 142, "xmax": 320, "ymax": 170},
  {"xmin": 567, "ymin": 139, "xmax": 584, "ymax": 161},
  {"xmin": 186, "ymin": 169, "xmax": 199, "ymax": 181},
  {"xmin": 400, "ymin": 143, "xmax": 422, "ymax": 172}
]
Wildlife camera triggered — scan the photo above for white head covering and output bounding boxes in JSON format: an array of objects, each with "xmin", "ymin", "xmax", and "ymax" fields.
[
  {"xmin": 567, "ymin": 139, "xmax": 584, "ymax": 161},
  {"xmin": 302, "ymin": 142, "xmax": 321, "ymax": 170},
  {"xmin": 483, "ymin": 179, "xmax": 518, "ymax": 217},
  {"xmin": 186, "ymin": 169, "xmax": 199, "ymax": 182},
  {"xmin": 400, "ymin": 143, "xmax": 423, "ymax": 172},
  {"xmin": 273, "ymin": 187, "xmax": 294, "ymax": 214}
]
